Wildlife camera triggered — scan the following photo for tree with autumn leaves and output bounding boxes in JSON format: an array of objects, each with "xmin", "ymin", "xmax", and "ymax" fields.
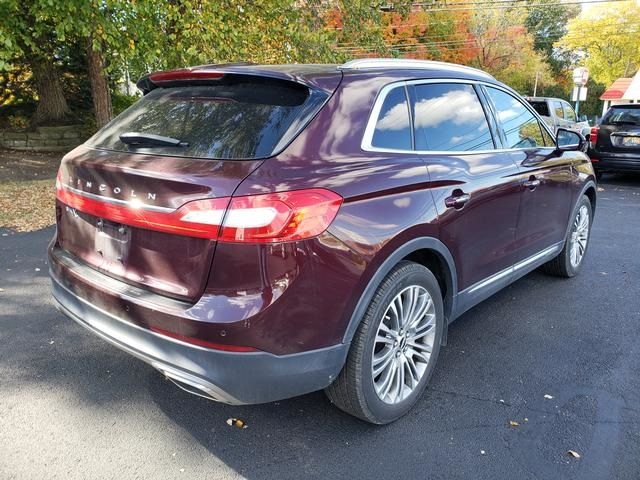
[
  {"xmin": 330, "ymin": 0, "xmax": 580, "ymax": 98},
  {"xmin": 0, "ymin": 0, "xmax": 333, "ymax": 128},
  {"xmin": 556, "ymin": 0, "xmax": 640, "ymax": 86},
  {"xmin": 0, "ymin": 0, "xmax": 621, "ymax": 129}
]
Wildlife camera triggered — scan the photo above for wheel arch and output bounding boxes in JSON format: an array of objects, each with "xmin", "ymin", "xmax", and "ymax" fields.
[
  {"xmin": 341, "ymin": 237, "xmax": 457, "ymax": 346},
  {"xmin": 583, "ymin": 182, "xmax": 597, "ymax": 216}
]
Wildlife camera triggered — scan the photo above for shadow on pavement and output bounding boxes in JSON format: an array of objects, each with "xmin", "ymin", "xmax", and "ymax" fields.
[{"xmin": 2, "ymin": 179, "xmax": 640, "ymax": 479}]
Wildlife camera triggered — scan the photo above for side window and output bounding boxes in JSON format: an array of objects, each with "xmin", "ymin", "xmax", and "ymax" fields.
[
  {"xmin": 485, "ymin": 87, "xmax": 545, "ymax": 149},
  {"xmin": 371, "ymin": 86, "xmax": 412, "ymax": 150},
  {"xmin": 410, "ymin": 83, "xmax": 494, "ymax": 151},
  {"xmin": 553, "ymin": 101, "xmax": 564, "ymax": 120},
  {"xmin": 563, "ymin": 102, "xmax": 577, "ymax": 122}
]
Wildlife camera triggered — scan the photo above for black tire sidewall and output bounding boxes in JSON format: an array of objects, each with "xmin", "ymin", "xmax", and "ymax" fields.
[{"xmin": 358, "ymin": 264, "xmax": 444, "ymax": 424}]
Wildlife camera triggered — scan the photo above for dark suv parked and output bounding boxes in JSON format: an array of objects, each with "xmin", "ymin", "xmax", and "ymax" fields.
[
  {"xmin": 589, "ymin": 104, "xmax": 640, "ymax": 178},
  {"xmin": 50, "ymin": 59, "xmax": 596, "ymax": 424}
]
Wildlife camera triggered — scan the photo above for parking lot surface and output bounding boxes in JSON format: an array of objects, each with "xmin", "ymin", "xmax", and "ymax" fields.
[{"xmin": 1, "ymin": 176, "xmax": 639, "ymax": 480}]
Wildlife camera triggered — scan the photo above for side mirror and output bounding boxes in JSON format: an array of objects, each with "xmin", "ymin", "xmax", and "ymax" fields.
[{"xmin": 556, "ymin": 128, "xmax": 586, "ymax": 152}]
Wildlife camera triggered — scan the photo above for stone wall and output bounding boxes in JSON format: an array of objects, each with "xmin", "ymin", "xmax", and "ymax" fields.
[{"xmin": 0, "ymin": 126, "xmax": 88, "ymax": 152}]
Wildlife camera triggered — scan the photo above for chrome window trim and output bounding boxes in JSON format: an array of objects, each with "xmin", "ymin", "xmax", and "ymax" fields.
[{"xmin": 361, "ymin": 78, "xmax": 557, "ymax": 155}]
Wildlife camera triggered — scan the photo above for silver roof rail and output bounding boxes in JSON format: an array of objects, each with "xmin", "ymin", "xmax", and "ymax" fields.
[{"xmin": 339, "ymin": 58, "xmax": 494, "ymax": 79}]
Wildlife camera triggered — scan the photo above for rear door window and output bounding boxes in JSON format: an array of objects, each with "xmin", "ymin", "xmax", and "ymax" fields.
[
  {"xmin": 86, "ymin": 79, "xmax": 327, "ymax": 160},
  {"xmin": 553, "ymin": 101, "xmax": 564, "ymax": 120},
  {"xmin": 485, "ymin": 87, "xmax": 547, "ymax": 148},
  {"xmin": 562, "ymin": 102, "xmax": 577, "ymax": 122},
  {"xmin": 370, "ymin": 86, "xmax": 412, "ymax": 150},
  {"xmin": 410, "ymin": 83, "xmax": 494, "ymax": 151}
]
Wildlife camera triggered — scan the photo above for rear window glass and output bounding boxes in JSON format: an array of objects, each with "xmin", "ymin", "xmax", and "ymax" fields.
[
  {"xmin": 602, "ymin": 107, "xmax": 640, "ymax": 126},
  {"xmin": 529, "ymin": 101, "xmax": 549, "ymax": 117},
  {"xmin": 371, "ymin": 86, "xmax": 412, "ymax": 150},
  {"xmin": 86, "ymin": 79, "xmax": 326, "ymax": 159}
]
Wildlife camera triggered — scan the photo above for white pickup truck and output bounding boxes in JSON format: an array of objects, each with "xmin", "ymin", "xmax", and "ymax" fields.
[{"xmin": 525, "ymin": 96, "xmax": 591, "ymax": 138}]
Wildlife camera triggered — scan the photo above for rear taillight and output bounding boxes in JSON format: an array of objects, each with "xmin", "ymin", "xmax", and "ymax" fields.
[
  {"xmin": 56, "ymin": 180, "xmax": 230, "ymax": 239},
  {"xmin": 56, "ymin": 181, "xmax": 342, "ymax": 243},
  {"xmin": 219, "ymin": 189, "xmax": 343, "ymax": 243},
  {"xmin": 590, "ymin": 126, "xmax": 599, "ymax": 145}
]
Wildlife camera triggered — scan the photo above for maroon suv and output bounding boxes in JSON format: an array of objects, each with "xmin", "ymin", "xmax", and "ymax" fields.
[{"xmin": 50, "ymin": 59, "xmax": 596, "ymax": 424}]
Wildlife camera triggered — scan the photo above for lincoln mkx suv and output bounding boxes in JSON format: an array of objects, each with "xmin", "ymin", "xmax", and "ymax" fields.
[{"xmin": 49, "ymin": 59, "xmax": 596, "ymax": 424}]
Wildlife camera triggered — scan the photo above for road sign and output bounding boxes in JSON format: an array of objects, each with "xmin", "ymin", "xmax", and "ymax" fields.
[
  {"xmin": 572, "ymin": 87, "xmax": 587, "ymax": 101},
  {"xmin": 573, "ymin": 67, "xmax": 589, "ymax": 86}
]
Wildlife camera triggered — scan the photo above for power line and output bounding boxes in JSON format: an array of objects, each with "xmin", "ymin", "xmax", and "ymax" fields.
[
  {"xmin": 333, "ymin": 20, "xmax": 640, "ymax": 48},
  {"xmin": 335, "ymin": 27, "xmax": 639, "ymax": 50},
  {"xmin": 408, "ymin": 0, "xmax": 629, "ymax": 11},
  {"xmin": 335, "ymin": 29, "xmax": 638, "ymax": 53},
  {"xmin": 330, "ymin": 1, "xmax": 630, "ymax": 33}
]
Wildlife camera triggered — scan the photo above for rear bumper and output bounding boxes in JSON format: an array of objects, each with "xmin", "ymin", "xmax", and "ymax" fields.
[
  {"xmin": 50, "ymin": 258, "xmax": 348, "ymax": 405},
  {"xmin": 591, "ymin": 151, "xmax": 640, "ymax": 172}
]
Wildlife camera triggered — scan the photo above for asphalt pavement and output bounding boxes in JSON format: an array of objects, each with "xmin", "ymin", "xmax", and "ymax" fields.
[{"xmin": 1, "ymin": 175, "xmax": 639, "ymax": 480}]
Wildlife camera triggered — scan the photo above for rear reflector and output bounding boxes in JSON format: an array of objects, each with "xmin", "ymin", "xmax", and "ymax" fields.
[
  {"xmin": 590, "ymin": 126, "xmax": 599, "ymax": 145},
  {"xmin": 149, "ymin": 326, "xmax": 258, "ymax": 352},
  {"xmin": 56, "ymin": 176, "xmax": 342, "ymax": 243}
]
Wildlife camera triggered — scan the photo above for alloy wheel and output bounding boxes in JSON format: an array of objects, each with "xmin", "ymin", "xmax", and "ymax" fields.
[
  {"xmin": 569, "ymin": 204, "xmax": 590, "ymax": 268},
  {"xmin": 371, "ymin": 285, "xmax": 436, "ymax": 404}
]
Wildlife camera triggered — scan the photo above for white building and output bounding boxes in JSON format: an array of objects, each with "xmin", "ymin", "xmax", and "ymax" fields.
[{"xmin": 600, "ymin": 70, "xmax": 640, "ymax": 115}]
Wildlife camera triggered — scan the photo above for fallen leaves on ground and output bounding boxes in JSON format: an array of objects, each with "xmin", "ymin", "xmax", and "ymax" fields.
[
  {"xmin": 544, "ymin": 394, "xmax": 554, "ymax": 399},
  {"xmin": 509, "ymin": 420, "xmax": 519, "ymax": 427},
  {"xmin": 567, "ymin": 450, "xmax": 581, "ymax": 459},
  {"xmin": 226, "ymin": 418, "xmax": 248, "ymax": 429},
  {"xmin": 0, "ymin": 179, "xmax": 55, "ymax": 232}
]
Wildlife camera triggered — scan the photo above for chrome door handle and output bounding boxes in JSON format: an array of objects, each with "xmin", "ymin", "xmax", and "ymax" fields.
[
  {"xmin": 523, "ymin": 177, "xmax": 540, "ymax": 190},
  {"xmin": 445, "ymin": 193, "xmax": 471, "ymax": 209}
]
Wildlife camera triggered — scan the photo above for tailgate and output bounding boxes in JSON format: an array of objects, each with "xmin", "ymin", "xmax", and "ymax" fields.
[
  {"xmin": 56, "ymin": 147, "xmax": 261, "ymax": 301},
  {"xmin": 53, "ymin": 71, "xmax": 337, "ymax": 301}
]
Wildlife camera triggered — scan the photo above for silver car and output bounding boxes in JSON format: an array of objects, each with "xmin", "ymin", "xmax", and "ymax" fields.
[{"xmin": 526, "ymin": 96, "xmax": 591, "ymax": 138}]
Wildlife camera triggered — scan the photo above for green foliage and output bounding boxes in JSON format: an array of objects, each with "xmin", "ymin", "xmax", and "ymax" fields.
[
  {"xmin": 111, "ymin": 92, "xmax": 138, "ymax": 115},
  {"xmin": 524, "ymin": 0, "xmax": 580, "ymax": 75},
  {"xmin": 557, "ymin": 0, "xmax": 640, "ymax": 86},
  {"xmin": 0, "ymin": 0, "xmax": 621, "ymax": 126}
]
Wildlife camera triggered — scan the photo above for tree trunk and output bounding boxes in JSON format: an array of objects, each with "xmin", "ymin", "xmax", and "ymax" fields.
[
  {"xmin": 87, "ymin": 39, "xmax": 113, "ymax": 129},
  {"xmin": 30, "ymin": 57, "xmax": 71, "ymax": 126}
]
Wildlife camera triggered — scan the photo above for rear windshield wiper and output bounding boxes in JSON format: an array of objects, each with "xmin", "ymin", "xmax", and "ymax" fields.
[{"xmin": 119, "ymin": 132, "xmax": 189, "ymax": 148}]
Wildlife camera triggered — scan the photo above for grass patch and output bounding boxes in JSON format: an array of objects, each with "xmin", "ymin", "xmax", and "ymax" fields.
[{"xmin": 0, "ymin": 179, "xmax": 55, "ymax": 232}]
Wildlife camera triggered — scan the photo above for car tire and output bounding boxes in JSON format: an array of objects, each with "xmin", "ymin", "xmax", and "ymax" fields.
[
  {"xmin": 325, "ymin": 261, "xmax": 444, "ymax": 424},
  {"xmin": 542, "ymin": 195, "xmax": 592, "ymax": 278}
]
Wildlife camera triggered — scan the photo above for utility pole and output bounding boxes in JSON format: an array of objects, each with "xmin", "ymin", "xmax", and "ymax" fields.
[{"xmin": 533, "ymin": 71, "xmax": 539, "ymax": 97}]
